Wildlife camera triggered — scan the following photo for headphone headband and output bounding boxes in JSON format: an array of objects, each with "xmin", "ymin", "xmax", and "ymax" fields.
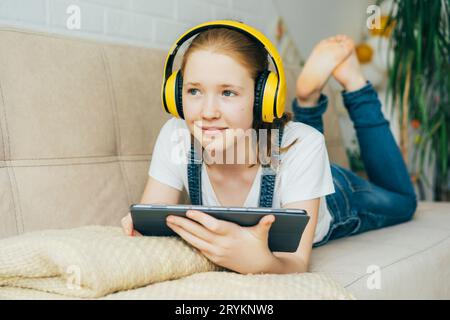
[{"xmin": 161, "ymin": 20, "xmax": 286, "ymax": 123}]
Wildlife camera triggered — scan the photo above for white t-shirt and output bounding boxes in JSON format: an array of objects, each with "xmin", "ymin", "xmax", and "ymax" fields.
[{"xmin": 148, "ymin": 118, "xmax": 335, "ymax": 244}]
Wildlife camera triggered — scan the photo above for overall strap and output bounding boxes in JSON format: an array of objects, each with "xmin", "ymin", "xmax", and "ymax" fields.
[
  {"xmin": 259, "ymin": 123, "xmax": 284, "ymax": 207},
  {"xmin": 187, "ymin": 136, "xmax": 203, "ymax": 205}
]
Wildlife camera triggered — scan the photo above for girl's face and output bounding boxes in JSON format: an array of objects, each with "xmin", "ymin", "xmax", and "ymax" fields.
[{"xmin": 182, "ymin": 50, "xmax": 255, "ymax": 155}]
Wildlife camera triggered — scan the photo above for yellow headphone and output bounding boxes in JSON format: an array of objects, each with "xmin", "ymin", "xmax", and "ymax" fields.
[{"xmin": 161, "ymin": 20, "xmax": 286, "ymax": 123}]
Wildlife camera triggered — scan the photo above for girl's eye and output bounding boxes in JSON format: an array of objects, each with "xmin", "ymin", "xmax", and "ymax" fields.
[
  {"xmin": 223, "ymin": 90, "xmax": 237, "ymax": 97},
  {"xmin": 187, "ymin": 88, "xmax": 200, "ymax": 95}
]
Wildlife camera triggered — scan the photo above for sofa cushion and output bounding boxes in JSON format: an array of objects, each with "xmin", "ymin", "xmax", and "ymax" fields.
[
  {"xmin": 0, "ymin": 27, "xmax": 171, "ymax": 237},
  {"xmin": 311, "ymin": 201, "xmax": 450, "ymax": 299}
]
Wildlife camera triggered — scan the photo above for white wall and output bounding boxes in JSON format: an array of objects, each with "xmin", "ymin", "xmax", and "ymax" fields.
[
  {"xmin": 0, "ymin": 0, "xmax": 280, "ymax": 49},
  {"xmin": 273, "ymin": 0, "xmax": 372, "ymax": 58}
]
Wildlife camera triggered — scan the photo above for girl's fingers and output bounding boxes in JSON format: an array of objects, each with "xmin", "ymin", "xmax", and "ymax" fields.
[
  {"xmin": 132, "ymin": 230, "xmax": 143, "ymax": 237},
  {"xmin": 121, "ymin": 214, "xmax": 143, "ymax": 237},
  {"xmin": 121, "ymin": 213, "xmax": 134, "ymax": 236},
  {"xmin": 166, "ymin": 214, "xmax": 216, "ymax": 243},
  {"xmin": 185, "ymin": 210, "xmax": 234, "ymax": 235},
  {"xmin": 167, "ymin": 222, "xmax": 215, "ymax": 255}
]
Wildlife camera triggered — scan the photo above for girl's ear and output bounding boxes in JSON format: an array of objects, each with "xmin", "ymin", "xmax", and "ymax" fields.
[{"xmin": 163, "ymin": 70, "xmax": 184, "ymax": 119}]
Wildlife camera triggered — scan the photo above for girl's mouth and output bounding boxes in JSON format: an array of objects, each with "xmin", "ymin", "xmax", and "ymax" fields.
[
  {"xmin": 202, "ymin": 127, "xmax": 227, "ymax": 135},
  {"xmin": 195, "ymin": 124, "xmax": 228, "ymax": 135}
]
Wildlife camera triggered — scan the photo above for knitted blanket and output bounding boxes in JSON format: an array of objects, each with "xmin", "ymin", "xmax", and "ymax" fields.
[{"xmin": 0, "ymin": 226, "xmax": 354, "ymax": 300}]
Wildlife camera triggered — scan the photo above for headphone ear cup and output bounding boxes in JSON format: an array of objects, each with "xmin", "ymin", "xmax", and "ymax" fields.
[
  {"xmin": 163, "ymin": 70, "xmax": 184, "ymax": 119},
  {"xmin": 175, "ymin": 71, "xmax": 185, "ymax": 119},
  {"xmin": 254, "ymin": 70, "xmax": 270, "ymax": 122}
]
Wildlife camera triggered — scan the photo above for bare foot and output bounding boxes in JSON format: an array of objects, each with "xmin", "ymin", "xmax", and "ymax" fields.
[
  {"xmin": 296, "ymin": 35, "xmax": 353, "ymax": 106},
  {"xmin": 332, "ymin": 35, "xmax": 367, "ymax": 92}
]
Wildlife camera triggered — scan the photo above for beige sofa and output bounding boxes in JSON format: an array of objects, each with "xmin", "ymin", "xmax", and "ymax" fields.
[{"xmin": 0, "ymin": 26, "xmax": 449, "ymax": 299}]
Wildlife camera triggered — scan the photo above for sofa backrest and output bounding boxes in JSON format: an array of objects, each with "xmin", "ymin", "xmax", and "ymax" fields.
[{"xmin": 0, "ymin": 27, "xmax": 348, "ymax": 239}]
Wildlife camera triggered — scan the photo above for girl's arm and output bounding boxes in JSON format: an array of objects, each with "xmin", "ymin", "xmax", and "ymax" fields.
[
  {"xmin": 263, "ymin": 198, "xmax": 320, "ymax": 274},
  {"xmin": 140, "ymin": 176, "xmax": 182, "ymax": 204},
  {"xmin": 121, "ymin": 177, "xmax": 182, "ymax": 236}
]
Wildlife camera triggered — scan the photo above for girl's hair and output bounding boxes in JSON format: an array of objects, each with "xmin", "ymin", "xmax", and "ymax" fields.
[{"xmin": 180, "ymin": 28, "xmax": 297, "ymax": 167}]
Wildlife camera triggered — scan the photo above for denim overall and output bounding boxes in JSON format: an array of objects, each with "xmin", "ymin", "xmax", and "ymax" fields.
[
  {"xmin": 187, "ymin": 124, "xmax": 284, "ymax": 207},
  {"xmin": 292, "ymin": 82, "xmax": 417, "ymax": 247}
]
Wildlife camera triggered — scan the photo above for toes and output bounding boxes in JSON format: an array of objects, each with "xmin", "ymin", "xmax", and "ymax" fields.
[
  {"xmin": 332, "ymin": 35, "xmax": 355, "ymax": 54},
  {"xmin": 339, "ymin": 35, "xmax": 355, "ymax": 47}
]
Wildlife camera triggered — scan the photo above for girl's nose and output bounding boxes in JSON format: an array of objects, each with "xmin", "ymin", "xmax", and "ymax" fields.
[{"xmin": 201, "ymin": 95, "xmax": 220, "ymax": 119}]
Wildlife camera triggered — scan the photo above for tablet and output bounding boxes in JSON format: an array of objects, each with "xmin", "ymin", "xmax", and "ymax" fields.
[{"xmin": 130, "ymin": 204, "xmax": 309, "ymax": 252}]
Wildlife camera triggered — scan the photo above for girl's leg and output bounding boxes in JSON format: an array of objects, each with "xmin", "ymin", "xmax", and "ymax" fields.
[
  {"xmin": 315, "ymin": 161, "xmax": 418, "ymax": 248},
  {"xmin": 293, "ymin": 35, "xmax": 354, "ymax": 134},
  {"xmin": 332, "ymin": 36, "xmax": 416, "ymax": 198},
  {"xmin": 291, "ymin": 94, "xmax": 328, "ymax": 134},
  {"xmin": 292, "ymin": 83, "xmax": 417, "ymax": 210},
  {"xmin": 317, "ymin": 36, "xmax": 418, "ymax": 244},
  {"xmin": 342, "ymin": 83, "xmax": 416, "ymax": 197},
  {"xmin": 297, "ymin": 35, "xmax": 418, "ymax": 247}
]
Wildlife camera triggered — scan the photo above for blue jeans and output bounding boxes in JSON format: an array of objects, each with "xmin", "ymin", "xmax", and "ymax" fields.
[{"xmin": 292, "ymin": 82, "xmax": 418, "ymax": 247}]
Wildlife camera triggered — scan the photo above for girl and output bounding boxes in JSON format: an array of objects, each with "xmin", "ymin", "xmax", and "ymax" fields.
[{"xmin": 121, "ymin": 28, "xmax": 417, "ymax": 275}]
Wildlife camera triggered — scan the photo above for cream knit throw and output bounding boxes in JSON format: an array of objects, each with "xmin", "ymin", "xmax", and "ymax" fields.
[{"xmin": 0, "ymin": 226, "xmax": 354, "ymax": 300}]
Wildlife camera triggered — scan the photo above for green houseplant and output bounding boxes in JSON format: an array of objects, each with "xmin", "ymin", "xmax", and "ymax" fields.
[{"xmin": 382, "ymin": 0, "xmax": 450, "ymax": 200}]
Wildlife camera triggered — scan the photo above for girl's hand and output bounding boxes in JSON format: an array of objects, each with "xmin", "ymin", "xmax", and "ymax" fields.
[
  {"xmin": 120, "ymin": 212, "xmax": 143, "ymax": 237},
  {"xmin": 166, "ymin": 210, "xmax": 278, "ymax": 274}
]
